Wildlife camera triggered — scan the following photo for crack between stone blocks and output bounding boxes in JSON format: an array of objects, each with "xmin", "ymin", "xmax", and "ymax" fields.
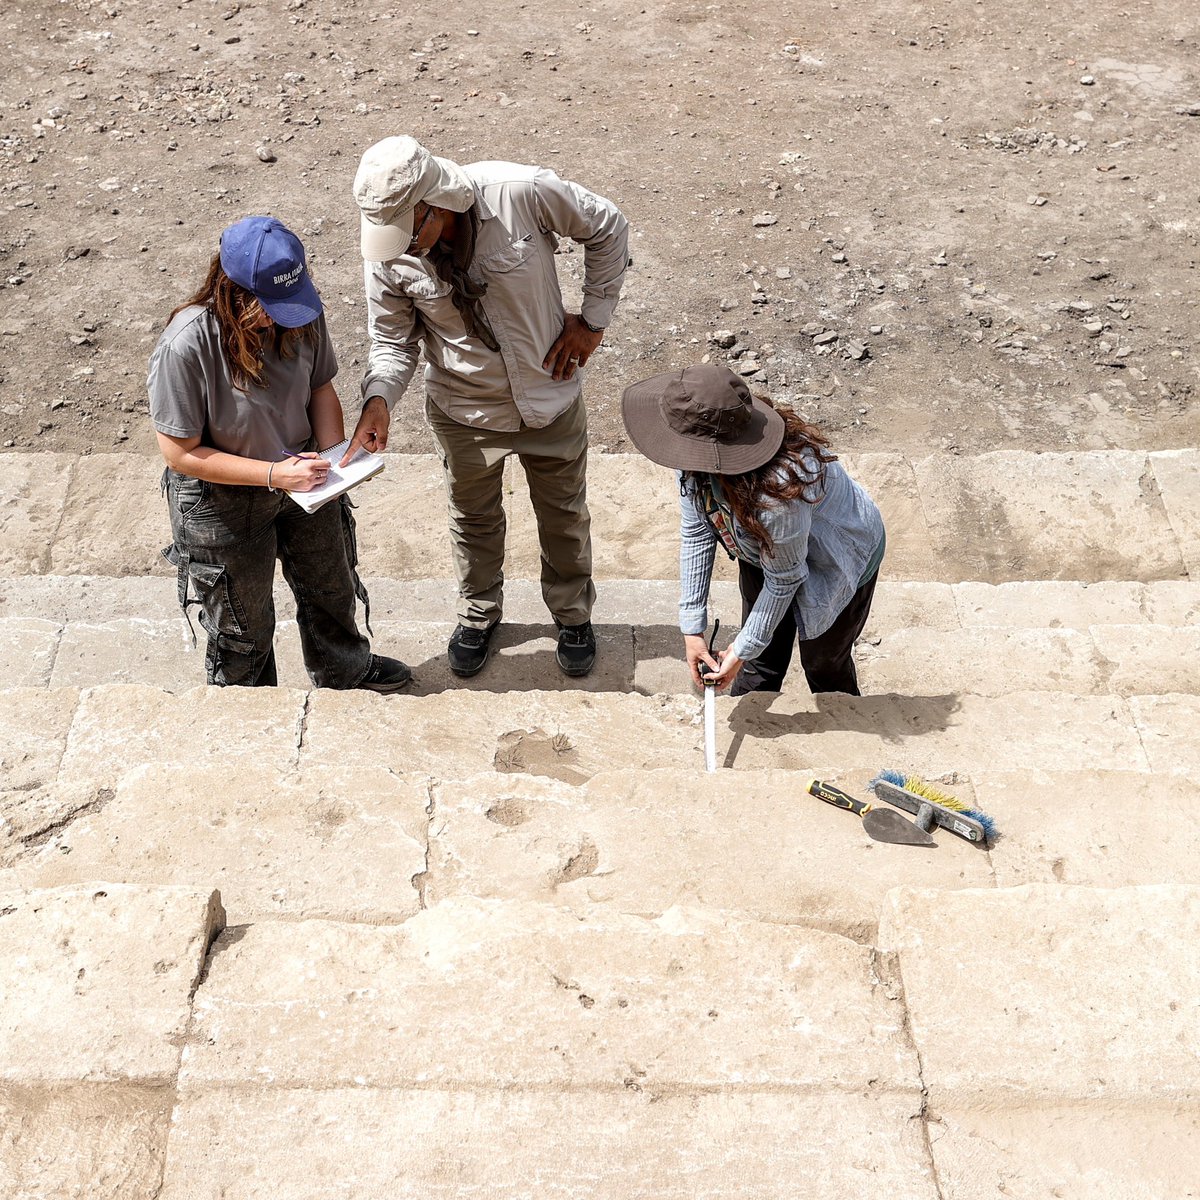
[
  {"xmin": 43, "ymin": 456, "xmax": 80, "ymax": 575},
  {"xmin": 1125, "ymin": 693, "xmax": 1155, "ymax": 775},
  {"xmin": 1143, "ymin": 455, "xmax": 1189, "ymax": 580},
  {"xmin": 411, "ymin": 778, "xmax": 437, "ymax": 911},
  {"xmin": 874, "ymin": 944, "xmax": 948, "ymax": 1200},
  {"xmin": 43, "ymin": 622, "xmax": 66, "ymax": 688},
  {"xmin": 294, "ymin": 689, "xmax": 313, "ymax": 765}
]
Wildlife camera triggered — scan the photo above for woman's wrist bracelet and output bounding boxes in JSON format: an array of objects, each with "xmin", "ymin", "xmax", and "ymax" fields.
[{"xmin": 267, "ymin": 461, "xmax": 277, "ymax": 492}]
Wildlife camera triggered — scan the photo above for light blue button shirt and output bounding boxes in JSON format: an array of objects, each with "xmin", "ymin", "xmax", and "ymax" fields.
[{"xmin": 678, "ymin": 456, "xmax": 885, "ymax": 659}]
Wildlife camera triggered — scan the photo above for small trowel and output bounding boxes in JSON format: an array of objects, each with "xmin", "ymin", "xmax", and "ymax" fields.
[{"xmin": 805, "ymin": 779, "xmax": 936, "ymax": 846}]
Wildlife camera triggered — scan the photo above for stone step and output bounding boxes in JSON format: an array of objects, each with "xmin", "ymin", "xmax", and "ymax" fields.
[
  {"xmin": 2, "ymin": 448, "xmax": 1197, "ymax": 583},
  {"xmin": 8, "ymin": 764, "xmax": 1195, "ymax": 943},
  {"xmin": 2, "ymin": 611, "xmax": 1199, "ymax": 697},
  {"xmin": 878, "ymin": 884, "xmax": 1200, "ymax": 1108},
  {"xmin": 4, "ymin": 685, "xmax": 1197, "ymax": 798}
]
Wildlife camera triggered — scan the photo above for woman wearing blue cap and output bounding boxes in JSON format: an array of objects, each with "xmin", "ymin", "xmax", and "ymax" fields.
[{"xmin": 148, "ymin": 215, "xmax": 410, "ymax": 691}]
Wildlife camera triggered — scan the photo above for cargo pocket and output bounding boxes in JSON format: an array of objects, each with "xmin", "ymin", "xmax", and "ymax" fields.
[
  {"xmin": 186, "ymin": 560, "xmax": 257, "ymax": 684},
  {"xmin": 338, "ymin": 496, "xmax": 372, "ymax": 636}
]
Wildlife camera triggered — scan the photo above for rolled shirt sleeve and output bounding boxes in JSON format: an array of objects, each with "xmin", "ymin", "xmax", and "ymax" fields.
[
  {"xmin": 361, "ymin": 260, "xmax": 423, "ymax": 411},
  {"xmin": 532, "ymin": 168, "xmax": 629, "ymax": 330},
  {"xmin": 730, "ymin": 503, "xmax": 813, "ymax": 661},
  {"xmin": 678, "ymin": 481, "xmax": 718, "ymax": 636}
]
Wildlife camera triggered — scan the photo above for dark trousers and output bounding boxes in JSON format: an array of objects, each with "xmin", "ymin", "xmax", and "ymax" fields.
[
  {"xmin": 163, "ymin": 470, "xmax": 372, "ymax": 688},
  {"xmin": 730, "ymin": 563, "xmax": 879, "ymax": 696}
]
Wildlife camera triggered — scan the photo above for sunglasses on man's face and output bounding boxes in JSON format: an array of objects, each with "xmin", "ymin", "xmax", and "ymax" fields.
[{"xmin": 408, "ymin": 204, "xmax": 434, "ymax": 248}]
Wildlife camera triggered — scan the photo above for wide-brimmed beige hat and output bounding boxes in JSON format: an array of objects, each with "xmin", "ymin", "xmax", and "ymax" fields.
[
  {"xmin": 621, "ymin": 365, "xmax": 786, "ymax": 474},
  {"xmin": 353, "ymin": 136, "xmax": 475, "ymax": 261}
]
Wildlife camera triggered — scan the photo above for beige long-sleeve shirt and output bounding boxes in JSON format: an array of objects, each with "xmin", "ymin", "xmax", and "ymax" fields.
[{"xmin": 361, "ymin": 160, "xmax": 629, "ymax": 431}]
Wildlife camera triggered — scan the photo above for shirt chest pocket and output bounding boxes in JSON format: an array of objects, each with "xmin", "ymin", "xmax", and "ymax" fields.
[{"xmin": 475, "ymin": 233, "xmax": 537, "ymax": 277}]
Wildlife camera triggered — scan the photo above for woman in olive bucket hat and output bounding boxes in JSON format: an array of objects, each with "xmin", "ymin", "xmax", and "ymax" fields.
[{"xmin": 621, "ymin": 365, "xmax": 885, "ymax": 695}]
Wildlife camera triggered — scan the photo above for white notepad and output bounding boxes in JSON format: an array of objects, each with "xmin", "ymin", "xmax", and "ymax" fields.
[{"xmin": 286, "ymin": 438, "xmax": 385, "ymax": 514}]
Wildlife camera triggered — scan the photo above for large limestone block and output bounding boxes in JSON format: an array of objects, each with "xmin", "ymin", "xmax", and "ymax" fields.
[
  {"xmin": 953, "ymin": 580, "xmax": 1147, "ymax": 627},
  {"xmin": 1151, "ymin": 448, "xmax": 1200, "ymax": 577},
  {"xmin": 1140, "ymin": 580, "xmax": 1200, "ymax": 625},
  {"xmin": 50, "ymin": 618, "xmax": 195, "ymax": 689},
  {"xmin": 13, "ymin": 764, "xmax": 429, "ymax": 924},
  {"xmin": 0, "ymin": 618, "xmax": 59, "ymax": 686},
  {"xmin": 856, "ymin": 627, "xmax": 1105, "ymax": 696},
  {"xmin": 879, "ymin": 884, "xmax": 1200, "ymax": 1105},
  {"xmin": 303, "ymin": 689, "xmax": 701, "ymax": 782},
  {"xmin": 912, "ymin": 451, "xmax": 1186, "ymax": 582},
  {"xmin": 425, "ymin": 769, "xmax": 993, "ymax": 939},
  {"xmin": 0, "ymin": 574, "xmax": 177, "ymax": 622},
  {"xmin": 346, "ymin": 455, "xmax": 456, "ymax": 578},
  {"xmin": 0, "ymin": 687, "xmax": 78, "ymax": 790},
  {"xmin": 0, "ymin": 1083, "xmax": 172, "ymax": 1200},
  {"xmin": 714, "ymin": 690, "xmax": 1148, "ymax": 775},
  {"xmin": 925, "ymin": 1105, "xmax": 1200, "ymax": 1200},
  {"xmin": 849, "ymin": 453, "xmax": 941, "ymax": 579},
  {"xmin": 977, "ymin": 770, "xmax": 1200, "ymax": 889},
  {"xmin": 160, "ymin": 1087, "xmax": 936, "ymax": 1200},
  {"xmin": 1129, "ymin": 693, "xmax": 1200, "ymax": 773},
  {"xmin": 49, "ymin": 456, "xmax": 167, "ymax": 575},
  {"xmin": 0, "ymin": 453, "xmax": 74, "ymax": 576},
  {"xmin": 0, "ymin": 883, "xmax": 225, "ymax": 1084},
  {"xmin": 863, "ymin": 580, "xmax": 958, "ymax": 637},
  {"xmin": 60, "ymin": 684, "xmax": 305, "ymax": 783},
  {"xmin": 183, "ymin": 899, "xmax": 919, "ymax": 1091},
  {"xmin": 1090, "ymin": 624, "xmax": 1200, "ymax": 695}
]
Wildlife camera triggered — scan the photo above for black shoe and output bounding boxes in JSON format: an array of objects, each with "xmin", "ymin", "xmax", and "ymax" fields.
[
  {"xmin": 357, "ymin": 654, "xmax": 412, "ymax": 694},
  {"xmin": 555, "ymin": 620, "xmax": 596, "ymax": 677},
  {"xmin": 448, "ymin": 623, "xmax": 496, "ymax": 677}
]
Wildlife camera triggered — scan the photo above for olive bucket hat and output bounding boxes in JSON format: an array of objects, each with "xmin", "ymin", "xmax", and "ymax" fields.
[{"xmin": 621, "ymin": 365, "xmax": 786, "ymax": 474}]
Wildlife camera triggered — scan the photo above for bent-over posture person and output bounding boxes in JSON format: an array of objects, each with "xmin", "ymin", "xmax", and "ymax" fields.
[
  {"xmin": 621, "ymin": 365, "xmax": 885, "ymax": 695},
  {"xmin": 344, "ymin": 136, "xmax": 629, "ymax": 679},
  {"xmin": 148, "ymin": 214, "xmax": 410, "ymax": 691}
]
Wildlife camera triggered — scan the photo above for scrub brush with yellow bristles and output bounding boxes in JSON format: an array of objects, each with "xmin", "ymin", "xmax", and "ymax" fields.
[{"xmin": 868, "ymin": 770, "xmax": 996, "ymax": 846}]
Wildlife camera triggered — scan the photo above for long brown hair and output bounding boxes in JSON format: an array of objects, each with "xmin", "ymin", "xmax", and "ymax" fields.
[
  {"xmin": 695, "ymin": 399, "xmax": 837, "ymax": 556},
  {"xmin": 170, "ymin": 253, "xmax": 315, "ymax": 388}
]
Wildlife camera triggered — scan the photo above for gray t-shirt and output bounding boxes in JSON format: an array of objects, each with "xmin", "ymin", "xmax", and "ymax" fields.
[{"xmin": 148, "ymin": 305, "xmax": 337, "ymax": 460}]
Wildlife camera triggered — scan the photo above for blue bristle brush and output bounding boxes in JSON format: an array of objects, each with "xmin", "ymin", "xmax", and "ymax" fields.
[{"xmin": 869, "ymin": 770, "xmax": 997, "ymax": 846}]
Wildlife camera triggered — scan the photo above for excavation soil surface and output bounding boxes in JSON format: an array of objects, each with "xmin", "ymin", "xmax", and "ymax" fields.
[{"xmin": 1, "ymin": 0, "xmax": 1197, "ymax": 459}]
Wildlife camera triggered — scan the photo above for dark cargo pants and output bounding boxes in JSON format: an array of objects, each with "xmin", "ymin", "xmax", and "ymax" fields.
[{"xmin": 162, "ymin": 469, "xmax": 372, "ymax": 688}]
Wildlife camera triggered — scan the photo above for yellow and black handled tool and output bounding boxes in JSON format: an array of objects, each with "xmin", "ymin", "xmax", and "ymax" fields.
[{"xmin": 804, "ymin": 778, "xmax": 936, "ymax": 846}]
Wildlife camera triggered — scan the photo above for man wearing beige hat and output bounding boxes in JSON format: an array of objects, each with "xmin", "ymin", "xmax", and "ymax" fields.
[{"xmin": 344, "ymin": 136, "xmax": 629, "ymax": 679}]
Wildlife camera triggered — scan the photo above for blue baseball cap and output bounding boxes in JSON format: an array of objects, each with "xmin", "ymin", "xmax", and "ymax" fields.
[{"xmin": 219, "ymin": 216, "xmax": 323, "ymax": 328}]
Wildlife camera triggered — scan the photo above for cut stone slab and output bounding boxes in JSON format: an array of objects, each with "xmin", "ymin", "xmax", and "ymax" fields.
[
  {"xmin": 60, "ymin": 684, "xmax": 305, "ymax": 785},
  {"xmin": 1139, "ymin": 580, "xmax": 1200, "ymax": 625},
  {"xmin": 425, "ymin": 769, "xmax": 993, "ymax": 939},
  {"xmin": 863, "ymin": 580, "xmax": 958, "ymax": 637},
  {"xmin": 925, "ymin": 1105, "xmax": 1200, "ymax": 1200},
  {"xmin": 50, "ymin": 618, "xmax": 195, "ymax": 689},
  {"xmin": 1129, "ymin": 693, "xmax": 1200, "ymax": 773},
  {"xmin": 0, "ymin": 574, "xmax": 177, "ymax": 622},
  {"xmin": 303, "ymin": 689, "xmax": 702, "ymax": 782},
  {"xmin": 0, "ymin": 1082, "xmax": 172, "ymax": 1200},
  {"xmin": 0, "ymin": 687, "xmax": 78, "ymax": 790},
  {"xmin": 850, "ymin": 453, "xmax": 941, "ymax": 580},
  {"xmin": 0, "ymin": 453, "xmax": 74, "ymax": 577},
  {"xmin": 856, "ymin": 627, "xmax": 1106, "ymax": 696},
  {"xmin": 12, "ymin": 764, "xmax": 430, "ymax": 924},
  {"xmin": 975, "ymin": 771, "xmax": 1200, "ymax": 890},
  {"xmin": 0, "ymin": 883, "xmax": 225, "ymax": 1084},
  {"xmin": 714, "ymin": 690, "xmax": 1148, "ymax": 775},
  {"xmin": 49, "ymin": 456, "xmax": 166, "ymax": 576},
  {"xmin": 183, "ymin": 898, "xmax": 918, "ymax": 1092},
  {"xmin": 953, "ymin": 580, "xmax": 1148, "ymax": 627},
  {"xmin": 0, "ymin": 618, "xmax": 59, "ymax": 686},
  {"xmin": 1151, "ymin": 448, "xmax": 1200, "ymax": 577},
  {"xmin": 1090, "ymin": 624, "xmax": 1200, "ymax": 695},
  {"xmin": 879, "ymin": 884, "xmax": 1200, "ymax": 1105},
  {"xmin": 161, "ymin": 1087, "xmax": 936, "ymax": 1200},
  {"xmin": 913, "ymin": 451, "xmax": 1187, "ymax": 582}
]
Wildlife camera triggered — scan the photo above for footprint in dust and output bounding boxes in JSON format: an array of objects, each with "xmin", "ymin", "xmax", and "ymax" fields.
[{"xmin": 493, "ymin": 728, "xmax": 590, "ymax": 785}]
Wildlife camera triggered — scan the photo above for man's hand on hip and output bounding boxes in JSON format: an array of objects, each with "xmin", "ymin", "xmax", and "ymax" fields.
[
  {"xmin": 340, "ymin": 395, "xmax": 390, "ymax": 466},
  {"xmin": 543, "ymin": 314, "xmax": 603, "ymax": 382}
]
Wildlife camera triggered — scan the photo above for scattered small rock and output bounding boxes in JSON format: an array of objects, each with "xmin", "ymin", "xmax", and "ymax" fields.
[
  {"xmin": 718, "ymin": 298, "xmax": 739, "ymax": 311},
  {"xmin": 1068, "ymin": 300, "xmax": 1094, "ymax": 313},
  {"xmin": 775, "ymin": 267, "xmax": 793, "ymax": 279},
  {"xmin": 843, "ymin": 339, "xmax": 868, "ymax": 360},
  {"xmin": 255, "ymin": 144, "xmax": 276, "ymax": 163},
  {"xmin": 800, "ymin": 322, "xmax": 824, "ymax": 337},
  {"xmin": 751, "ymin": 212, "xmax": 778, "ymax": 227},
  {"xmin": 831, "ymin": 251, "xmax": 847, "ymax": 263},
  {"xmin": 1176, "ymin": 104, "xmax": 1200, "ymax": 116},
  {"xmin": 1083, "ymin": 321, "xmax": 1104, "ymax": 336},
  {"xmin": 710, "ymin": 330, "xmax": 737, "ymax": 348},
  {"xmin": 868, "ymin": 324, "xmax": 883, "ymax": 335},
  {"xmin": 1079, "ymin": 74, "xmax": 1095, "ymax": 85},
  {"xmin": 813, "ymin": 330, "xmax": 838, "ymax": 346}
]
